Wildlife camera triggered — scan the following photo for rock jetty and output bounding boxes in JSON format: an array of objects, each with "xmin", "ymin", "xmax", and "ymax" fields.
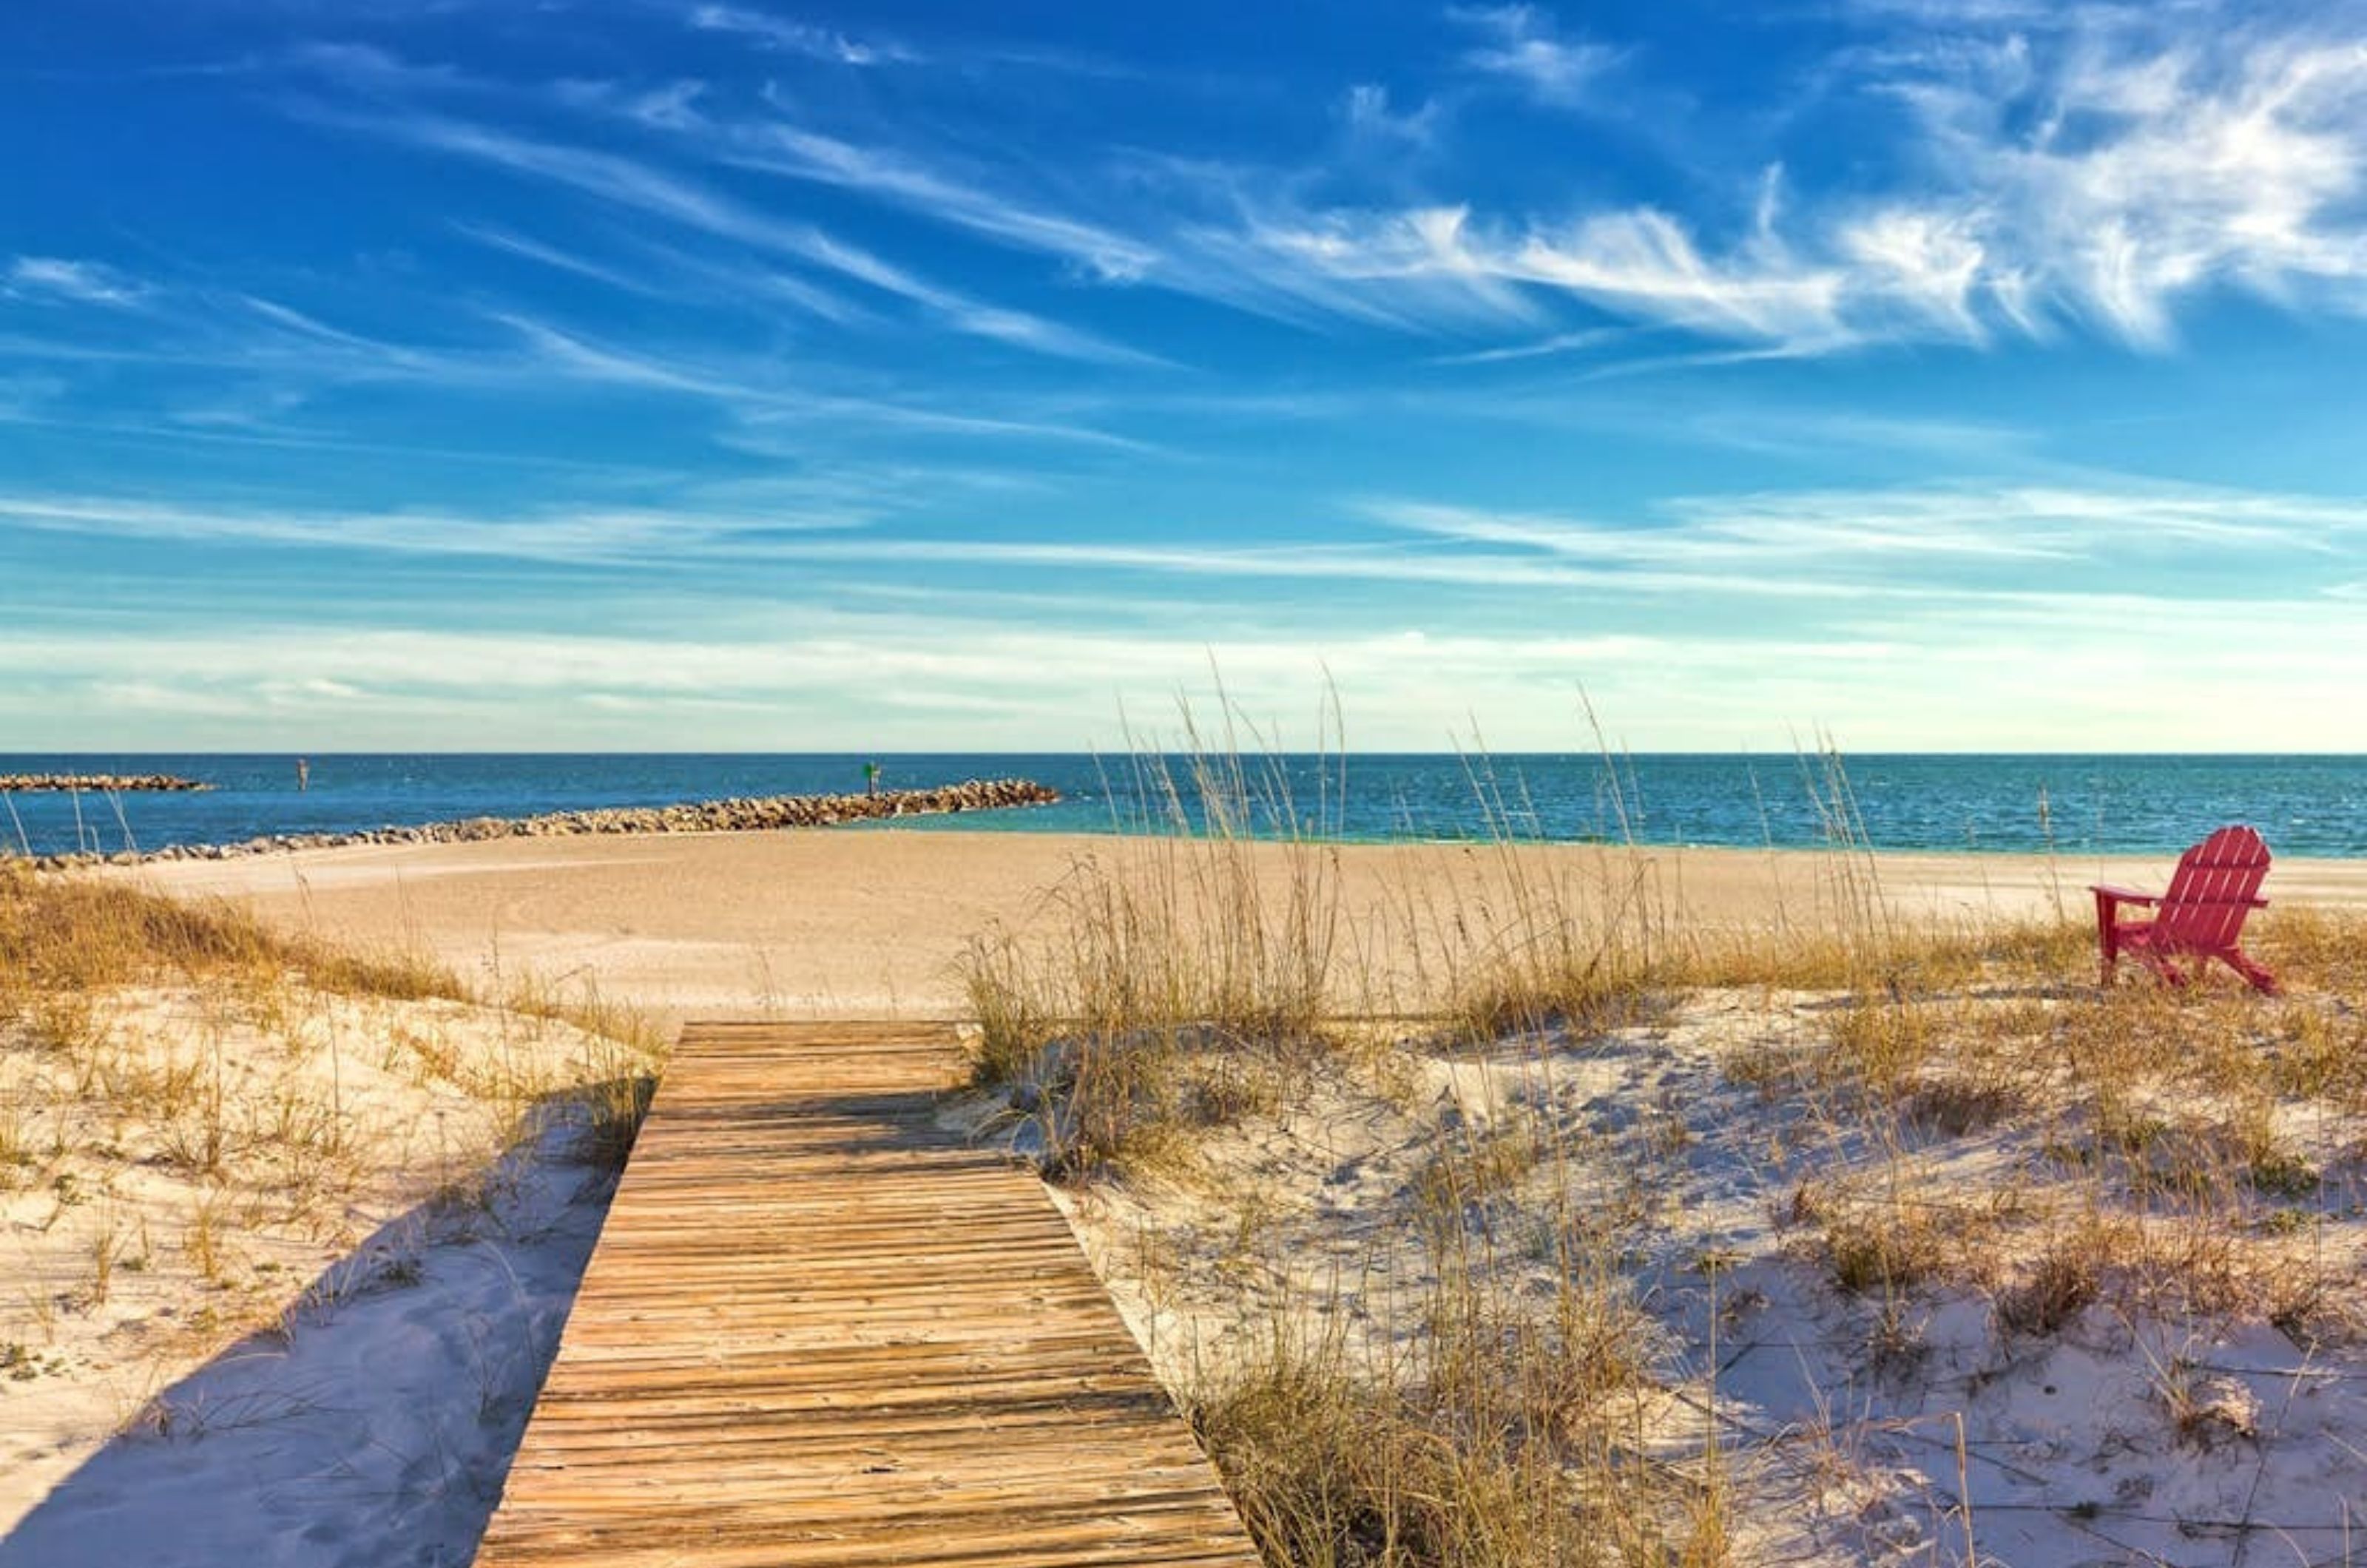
[
  {"xmin": 0, "ymin": 774, "xmax": 211, "ymax": 794},
  {"xmin": 16, "ymin": 778, "xmax": 1061, "ymax": 871}
]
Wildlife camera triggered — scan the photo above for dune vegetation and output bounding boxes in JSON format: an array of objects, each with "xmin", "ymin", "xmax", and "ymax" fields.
[
  {"xmin": 959, "ymin": 743, "xmax": 2367, "ymax": 1568},
  {"xmin": 0, "ymin": 863, "xmax": 663, "ymax": 1547}
]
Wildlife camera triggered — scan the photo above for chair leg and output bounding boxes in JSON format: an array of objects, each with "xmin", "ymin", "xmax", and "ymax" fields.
[{"xmin": 2220, "ymin": 950, "xmax": 2280, "ymax": 996}]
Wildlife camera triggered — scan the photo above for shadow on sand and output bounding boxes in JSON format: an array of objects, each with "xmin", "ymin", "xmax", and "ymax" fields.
[{"xmin": 0, "ymin": 1101, "xmax": 628, "ymax": 1568}]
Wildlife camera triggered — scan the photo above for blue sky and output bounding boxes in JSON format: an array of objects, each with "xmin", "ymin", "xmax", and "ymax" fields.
[{"xmin": 5, "ymin": 0, "xmax": 2366, "ymax": 751}]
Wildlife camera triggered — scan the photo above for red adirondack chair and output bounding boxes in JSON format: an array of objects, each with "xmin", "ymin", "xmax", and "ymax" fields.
[{"xmin": 2091, "ymin": 825, "xmax": 2278, "ymax": 994}]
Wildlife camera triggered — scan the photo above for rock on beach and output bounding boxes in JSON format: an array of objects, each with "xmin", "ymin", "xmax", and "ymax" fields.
[
  {"xmin": 16, "ymin": 778, "xmax": 1061, "ymax": 872},
  {"xmin": 0, "ymin": 774, "xmax": 210, "ymax": 794}
]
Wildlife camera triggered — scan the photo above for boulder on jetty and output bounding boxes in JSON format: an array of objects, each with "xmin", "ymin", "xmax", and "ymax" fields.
[
  {"xmin": 17, "ymin": 777, "xmax": 1061, "ymax": 871},
  {"xmin": 0, "ymin": 774, "xmax": 210, "ymax": 794}
]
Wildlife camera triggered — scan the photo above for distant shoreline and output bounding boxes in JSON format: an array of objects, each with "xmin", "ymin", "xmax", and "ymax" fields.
[{"xmin": 7, "ymin": 751, "xmax": 2363, "ymax": 859}]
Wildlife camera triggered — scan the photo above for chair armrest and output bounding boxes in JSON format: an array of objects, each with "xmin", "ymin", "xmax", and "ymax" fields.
[{"xmin": 2089, "ymin": 885, "xmax": 2159, "ymax": 906}]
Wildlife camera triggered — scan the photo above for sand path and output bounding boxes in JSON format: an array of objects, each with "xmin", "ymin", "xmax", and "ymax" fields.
[{"xmin": 118, "ymin": 830, "xmax": 2367, "ymax": 1027}]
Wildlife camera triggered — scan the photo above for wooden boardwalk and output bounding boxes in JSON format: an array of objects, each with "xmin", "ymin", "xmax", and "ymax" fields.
[{"xmin": 474, "ymin": 1020, "xmax": 1260, "ymax": 1567}]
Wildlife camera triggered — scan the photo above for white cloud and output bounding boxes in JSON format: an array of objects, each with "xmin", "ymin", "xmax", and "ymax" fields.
[
  {"xmin": 1835, "ymin": 208, "xmax": 1988, "ymax": 339},
  {"xmin": 1120, "ymin": 12, "xmax": 2367, "ymax": 355},
  {"xmin": 0, "ymin": 615, "xmax": 1902, "ymax": 751},
  {"xmin": 1341, "ymin": 84, "xmax": 1442, "ymax": 147},
  {"xmin": 450, "ymin": 221, "xmax": 678, "ymax": 298},
  {"xmin": 1371, "ymin": 495, "xmax": 2070, "ymax": 572},
  {"xmin": 9, "ymin": 582, "xmax": 2366, "ymax": 750},
  {"xmin": 1370, "ymin": 476, "xmax": 2367, "ymax": 580},
  {"xmin": 1168, "ymin": 17, "xmax": 2367, "ymax": 355},
  {"xmin": 253, "ymin": 7, "xmax": 2367, "ymax": 365},
  {"xmin": 614, "ymin": 79, "xmax": 712, "ymax": 132},
  {"xmin": 1428, "ymin": 325, "xmax": 1627, "ymax": 365},
  {"xmin": 1448, "ymin": 5, "xmax": 1622, "ymax": 107},
  {"xmin": 685, "ymin": 5, "xmax": 919, "ymax": 67},
  {"xmin": 1888, "ymin": 25, "xmax": 2367, "ymax": 346},
  {"xmin": 1213, "ymin": 200, "xmax": 1844, "ymax": 350},
  {"xmin": 284, "ymin": 41, "xmax": 475, "ymax": 95},
  {"xmin": 0, "ymin": 491, "xmax": 855, "ymax": 564},
  {"xmin": 1503, "ymin": 209, "xmax": 1852, "ymax": 348},
  {"xmin": 723, "ymin": 114, "xmax": 1160, "ymax": 283},
  {"xmin": 475, "ymin": 313, "xmax": 1158, "ymax": 443},
  {"xmin": 334, "ymin": 110, "xmax": 1158, "ymax": 365},
  {"xmin": 4, "ymin": 257, "xmax": 146, "ymax": 308},
  {"xmin": 18, "ymin": 466, "xmax": 2361, "ymax": 601}
]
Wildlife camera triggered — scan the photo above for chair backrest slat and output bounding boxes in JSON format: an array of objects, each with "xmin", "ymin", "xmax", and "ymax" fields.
[{"xmin": 2157, "ymin": 825, "xmax": 2270, "ymax": 948}]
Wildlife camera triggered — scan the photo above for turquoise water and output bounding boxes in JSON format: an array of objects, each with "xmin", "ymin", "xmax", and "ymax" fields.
[{"xmin": 2, "ymin": 753, "xmax": 2363, "ymax": 859}]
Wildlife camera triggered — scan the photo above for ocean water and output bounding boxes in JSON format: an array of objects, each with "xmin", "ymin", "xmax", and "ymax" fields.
[{"xmin": 2, "ymin": 753, "xmax": 2364, "ymax": 859}]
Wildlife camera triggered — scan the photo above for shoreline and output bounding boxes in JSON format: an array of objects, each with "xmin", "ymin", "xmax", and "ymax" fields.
[
  {"xmin": 115, "ymin": 828, "xmax": 2367, "ymax": 1028},
  {"xmin": 10, "ymin": 753, "xmax": 2367, "ymax": 861},
  {"xmin": 850, "ymin": 820, "xmax": 2367, "ymax": 861}
]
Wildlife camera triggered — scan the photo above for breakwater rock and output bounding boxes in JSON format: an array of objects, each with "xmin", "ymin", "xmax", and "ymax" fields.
[
  {"xmin": 17, "ymin": 778, "xmax": 1061, "ymax": 871},
  {"xmin": 1, "ymin": 774, "xmax": 211, "ymax": 794}
]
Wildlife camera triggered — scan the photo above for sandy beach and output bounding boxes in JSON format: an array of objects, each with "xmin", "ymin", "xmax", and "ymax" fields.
[
  {"xmin": 19, "ymin": 828, "xmax": 2366, "ymax": 1567},
  {"xmin": 122, "ymin": 828, "xmax": 2367, "ymax": 1027}
]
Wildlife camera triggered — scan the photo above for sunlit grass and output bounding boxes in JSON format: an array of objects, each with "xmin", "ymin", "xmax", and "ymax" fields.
[{"xmin": 960, "ymin": 716, "xmax": 2366, "ymax": 1567}]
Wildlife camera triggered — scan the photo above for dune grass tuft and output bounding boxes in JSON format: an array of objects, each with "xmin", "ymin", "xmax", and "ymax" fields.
[
  {"xmin": 1, "ymin": 861, "xmax": 664, "ymax": 1413},
  {"xmin": 0, "ymin": 861, "xmax": 465, "ymax": 1010}
]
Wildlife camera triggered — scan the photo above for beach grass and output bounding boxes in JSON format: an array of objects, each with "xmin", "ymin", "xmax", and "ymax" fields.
[
  {"xmin": 959, "ymin": 732, "xmax": 2367, "ymax": 1567},
  {"xmin": 0, "ymin": 860, "xmax": 666, "ymax": 1542},
  {"xmin": 0, "ymin": 859, "xmax": 460, "ymax": 1005}
]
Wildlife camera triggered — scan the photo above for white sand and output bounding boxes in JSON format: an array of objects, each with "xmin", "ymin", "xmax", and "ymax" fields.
[
  {"xmin": 972, "ymin": 991, "xmax": 2367, "ymax": 1567},
  {"xmin": 0, "ymin": 984, "xmax": 645, "ymax": 1561},
  {"xmin": 118, "ymin": 828, "xmax": 2367, "ymax": 1027}
]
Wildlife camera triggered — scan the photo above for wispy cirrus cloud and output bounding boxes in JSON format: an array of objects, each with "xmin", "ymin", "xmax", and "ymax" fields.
[
  {"xmin": 450, "ymin": 220, "xmax": 682, "ymax": 299},
  {"xmin": 721, "ymin": 109, "xmax": 1161, "ymax": 283},
  {"xmin": 684, "ymin": 5, "xmax": 921, "ymax": 67},
  {"xmin": 283, "ymin": 40, "xmax": 479, "ymax": 95},
  {"xmin": 1180, "ymin": 190, "xmax": 1848, "ymax": 350},
  {"xmin": 1340, "ymin": 84, "xmax": 1444, "ymax": 149},
  {"xmin": 490, "ymin": 311, "xmax": 1154, "ymax": 446},
  {"xmin": 1370, "ymin": 477, "xmax": 2367, "ymax": 581},
  {"xmin": 0, "ymin": 490, "xmax": 853, "ymax": 564},
  {"xmin": 456, "ymin": 219, "xmax": 873, "ymax": 325},
  {"xmin": 0, "ymin": 271, "xmax": 1144, "ymax": 452},
  {"xmin": 1448, "ymin": 4, "xmax": 1623, "ymax": 107},
  {"xmin": 4, "ymin": 257, "xmax": 149, "ymax": 308},
  {"xmin": 0, "ymin": 481, "xmax": 1893, "ymax": 594},
  {"xmin": 1178, "ymin": 11, "xmax": 2367, "ymax": 355},
  {"xmin": 602, "ymin": 95, "xmax": 1502, "ymax": 331},
  {"xmin": 1427, "ymin": 326, "xmax": 1628, "ymax": 365},
  {"xmin": 289, "ymin": 9, "xmax": 2367, "ymax": 362},
  {"xmin": 1880, "ymin": 21, "xmax": 2367, "ymax": 346},
  {"xmin": 333, "ymin": 109, "xmax": 1162, "ymax": 364}
]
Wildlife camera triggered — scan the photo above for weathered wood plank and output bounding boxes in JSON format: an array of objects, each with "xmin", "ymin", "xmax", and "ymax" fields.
[{"xmin": 473, "ymin": 1021, "xmax": 1260, "ymax": 1568}]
